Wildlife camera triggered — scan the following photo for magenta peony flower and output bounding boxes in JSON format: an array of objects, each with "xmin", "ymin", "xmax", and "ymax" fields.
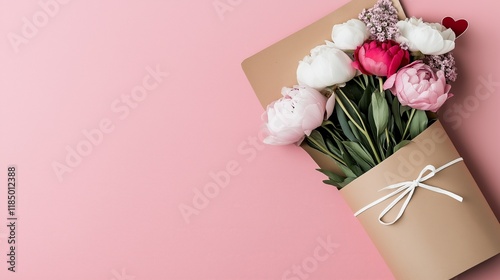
[
  {"xmin": 262, "ymin": 86, "xmax": 335, "ymax": 145},
  {"xmin": 352, "ymin": 40, "xmax": 410, "ymax": 77},
  {"xmin": 384, "ymin": 61, "xmax": 453, "ymax": 112}
]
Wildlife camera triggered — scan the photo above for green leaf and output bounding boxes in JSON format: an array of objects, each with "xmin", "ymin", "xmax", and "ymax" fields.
[
  {"xmin": 317, "ymin": 168, "xmax": 345, "ymax": 182},
  {"xmin": 385, "ymin": 145, "xmax": 394, "ymax": 158},
  {"xmin": 343, "ymin": 141, "xmax": 375, "ymax": 171},
  {"xmin": 348, "ymin": 121, "xmax": 362, "ymax": 140},
  {"xmin": 322, "ymin": 176, "xmax": 357, "ymax": 190},
  {"xmin": 379, "ymin": 131, "xmax": 389, "ymax": 159},
  {"xmin": 348, "ymin": 141, "xmax": 376, "ymax": 166},
  {"xmin": 342, "ymin": 81, "xmax": 364, "ymax": 104},
  {"xmin": 325, "ymin": 138, "xmax": 342, "ymax": 159},
  {"xmin": 335, "ymin": 104, "xmax": 357, "ymax": 142},
  {"xmin": 387, "ymin": 114, "xmax": 395, "ymax": 138},
  {"xmin": 392, "ymin": 97, "xmax": 403, "ymax": 135},
  {"xmin": 322, "ymin": 120, "xmax": 335, "ymax": 127},
  {"xmin": 339, "ymin": 177, "xmax": 357, "ymax": 188},
  {"xmin": 306, "ymin": 131, "xmax": 336, "ymax": 161},
  {"xmin": 369, "ymin": 75, "xmax": 376, "ymax": 87},
  {"xmin": 339, "ymin": 150, "xmax": 363, "ymax": 177},
  {"xmin": 317, "ymin": 167, "xmax": 358, "ymax": 190},
  {"xmin": 371, "ymin": 91, "xmax": 390, "ymax": 136},
  {"xmin": 400, "ymin": 105, "xmax": 412, "ymax": 117},
  {"xmin": 358, "ymin": 86, "xmax": 373, "ymax": 112},
  {"xmin": 351, "ymin": 166, "xmax": 364, "ymax": 177},
  {"xmin": 336, "ymin": 89, "xmax": 363, "ymax": 126},
  {"xmin": 367, "ymin": 103, "xmax": 377, "ymax": 141},
  {"xmin": 332, "ymin": 176, "xmax": 357, "ymax": 189},
  {"xmin": 384, "ymin": 89, "xmax": 394, "ymax": 103},
  {"xmin": 384, "ymin": 130, "xmax": 396, "ymax": 158},
  {"xmin": 362, "ymin": 74, "xmax": 369, "ymax": 86},
  {"xmin": 393, "ymin": 140, "xmax": 411, "ymax": 153},
  {"xmin": 339, "ymin": 161, "xmax": 363, "ymax": 177},
  {"xmin": 409, "ymin": 110, "xmax": 428, "ymax": 138},
  {"xmin": 307, "ymin": 130, "xmax": 326, "ymax": 148},
  {"xmin": 323, "ymin": 180, "xmax": 342, "ymax": 188}
]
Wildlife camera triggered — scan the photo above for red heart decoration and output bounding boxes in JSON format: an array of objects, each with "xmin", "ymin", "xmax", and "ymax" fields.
[{"xmin": 442, "ymin": 17, "xmax": 469, "ymax": 38}]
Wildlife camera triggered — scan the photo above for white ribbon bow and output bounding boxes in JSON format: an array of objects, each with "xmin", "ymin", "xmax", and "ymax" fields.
[{"xmin": 354, "ymin": 158, "xmax": 464, "ymax": 225}]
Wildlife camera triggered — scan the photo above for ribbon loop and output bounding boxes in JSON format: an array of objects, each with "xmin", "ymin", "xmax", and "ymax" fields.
[{"xmin": 354, "ymin": 158, "xmax": 464, "ymax": 225}]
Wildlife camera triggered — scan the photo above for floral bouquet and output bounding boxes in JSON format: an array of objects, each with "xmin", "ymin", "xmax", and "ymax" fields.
[{"xmin": 242, "ymin": 0, "xmax": 500, "ymax": 279}]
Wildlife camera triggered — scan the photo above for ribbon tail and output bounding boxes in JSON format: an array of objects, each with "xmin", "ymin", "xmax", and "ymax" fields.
[
  {"xmin": 354, "ymin": 185, "xmax": 408, "ymax": 217},
  {"xmin": 378, "ymin": 186, "xmax": 415, "ymax": 225},
  {"xmin": 418, "ymin": 183, "xmax": 463, "ymax": 202}
]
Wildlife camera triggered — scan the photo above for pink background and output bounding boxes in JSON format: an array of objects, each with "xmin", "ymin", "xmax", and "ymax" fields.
[{"xmin": 0, "ymin": 0, "xmax": 498, "ymax": 279}]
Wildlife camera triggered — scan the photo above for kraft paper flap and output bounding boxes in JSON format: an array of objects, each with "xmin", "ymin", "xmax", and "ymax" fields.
[
  {"xmin": 241, "ymin": 0, "xmax": 406, "ymax": 174},
  {"xmin": 339, "ymin": 121, "xmax": 500, "ymax": 280}
]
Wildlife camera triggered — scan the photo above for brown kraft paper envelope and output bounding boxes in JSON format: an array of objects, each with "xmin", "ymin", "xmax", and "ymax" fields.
[
  {"xmin": 241, "ymin": 0, "xmax": 500, "ymax": 279},
  {"xmin": 340, "ymin": 121, "xmax": 500, "ymax": 279}
]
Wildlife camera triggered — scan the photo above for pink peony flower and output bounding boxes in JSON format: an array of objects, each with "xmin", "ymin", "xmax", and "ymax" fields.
[
  {"xmin": 262, "ymin": 86, "xmax": 335, "ymax": 145},
  {"xmin": 352, "ymin": 40, "xmax": 410, "ymax": 77},
  {"xmin": 384, "ymin": 61, "xmax": 453, "ymax": 112}
]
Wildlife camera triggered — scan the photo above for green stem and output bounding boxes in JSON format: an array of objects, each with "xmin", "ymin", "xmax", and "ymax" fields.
[
  {"xmin": 334, "ymin": 94, "xmax": 364, "ymax": 133},
  {"xmin": 306, "ymin": 135, "xmax": 346, "ymax": 166},
  {"xmin": 369, "ymin": 75, "xmax": 376, "ymax": 88},
  {"xmin": 385, "ymin": 128, "xmax": 390, "ymax": 149},
  {"xmin": 335, "ymin": 90, "xmax": 382, "ymax": 164},
  {"xmin": 378, "ymin": 77, "xmax": 384, "ymax": 95},
  {"xmin": 364, "ymin": 131, "xmax": 382, "ymax": 164},
  {"xmin": 379, "ymin": 77, "xmax": 390, "ymax": 149},
  {"xmin": 322, "ymin": 125, "xmax": 345, "ymax": 146},
  {"xmin": 354, "ymin": 76, "xmax": 366, "ymax": 90},
  {"xmin": 337, "ymin": 89, "xmax": 368, "ymax": 131},
  {"xmin": 322, "ymin": 125, "xmax": 337, "ymax": 139},
  {"xmin": 402, "ymin": 108, "xmax": 416, "ymax": 139}
]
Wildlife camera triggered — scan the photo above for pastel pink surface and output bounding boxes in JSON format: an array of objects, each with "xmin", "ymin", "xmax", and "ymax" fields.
[{"xmin": 0, "ymin": 0, "xmax": 497, "ymax": 279}]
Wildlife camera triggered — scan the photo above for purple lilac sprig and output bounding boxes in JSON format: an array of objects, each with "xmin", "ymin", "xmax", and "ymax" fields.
[
  {"xmin": 359, "ymin": 0, "xmax": 400, "ymax": 42},
  {"xmin": 423, "ymin": 52, "xmax": 458, "ymax": 83}
]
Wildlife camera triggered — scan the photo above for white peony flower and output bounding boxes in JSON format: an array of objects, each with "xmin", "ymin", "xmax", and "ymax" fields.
[
  {"xmin": 297, "ymin": 44, "xmax": 356, "ymax": 90},
  {"xmin": 331, "ymin": 19, "xmax": 370, "ymax": 50},
  {"xmin": 396, "ymin": 17, "xmax": 456, "ymax": 55},
  {"xmin": 262, "ymin": 86, "xmax": 335, "ymax": 145}
]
